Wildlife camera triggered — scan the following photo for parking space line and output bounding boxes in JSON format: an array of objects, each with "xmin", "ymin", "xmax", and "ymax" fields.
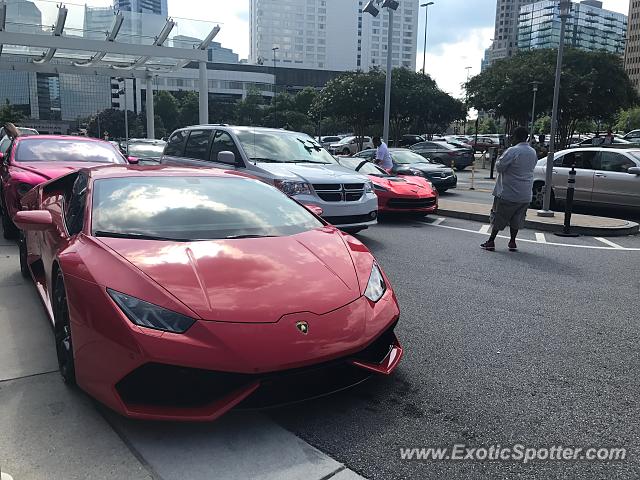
[
  {"xmin": 594, "ymin": 237, "xmax": 625, "ymax": 249},
  {"xmin": 535, "ymin": 233, "xmax": 547, "ymax": 244},
  {"xmin": 479, "ymin": 224, "xmax": 490, "ymax": 234},
  {"xmin": 417, "ymin": 221, "xmax": 640, "ymax": 251},
  {"xmin": 431, "ymin": 217, "xmax": 446, "ymax": 226}
]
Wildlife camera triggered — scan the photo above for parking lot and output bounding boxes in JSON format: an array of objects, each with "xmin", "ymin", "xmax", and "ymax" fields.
[{"xmin": 2, "ymin": 211, "xmax": 639, "ymax": 480}]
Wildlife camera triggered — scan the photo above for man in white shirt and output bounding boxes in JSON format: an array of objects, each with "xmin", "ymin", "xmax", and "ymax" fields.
[{"xmin": 373, "ymin": 136, "xmax": 393, "ymax": 173}]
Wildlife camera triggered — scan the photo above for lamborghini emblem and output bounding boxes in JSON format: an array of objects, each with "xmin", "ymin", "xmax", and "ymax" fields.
[{"xmin": 296, "ymin": 321, "xmax": 309, "ymax": 335}]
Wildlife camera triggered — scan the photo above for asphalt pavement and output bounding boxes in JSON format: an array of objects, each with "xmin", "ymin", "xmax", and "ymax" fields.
[{"xmin": 2, "ymin": 215, "xmax": 640, "ymax": 479}]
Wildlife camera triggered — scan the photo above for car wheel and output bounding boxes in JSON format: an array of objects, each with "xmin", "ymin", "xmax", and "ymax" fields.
[
  {"xmin": 342, "ymin": 148, "xmax": 351, "ymax": 156},
  {"xmin": 531, "ymin": 182, "xmax": 555, "ymax": 209},
  {"xmin": 455, "ymin": 166, "xmax": 466, "ymax": 171},
  {"xmin": 19, "ymin": 232, "xmax": 30, "ymax": 279},
  {"xmin": 1, "ymin": 196, "xmax": 18, "ymax": 240},
  {"xmin": 53, "ymin": 269, "xmax": 76, "ymax": 385}
]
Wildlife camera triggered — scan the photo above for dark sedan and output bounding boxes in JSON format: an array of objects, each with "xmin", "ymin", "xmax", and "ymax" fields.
[
  {"xmin": 410, "ymin": 140, "xmax": 475, "ymax": 170},
  {"xmin": 353, "ymin": 148, "xmax": 457, "ymax": 192}
]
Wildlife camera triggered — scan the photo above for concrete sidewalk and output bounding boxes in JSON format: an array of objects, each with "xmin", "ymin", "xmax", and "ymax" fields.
[{"xmin": 438, "ymin": 199, "xmax": 640, "ymax": 237}]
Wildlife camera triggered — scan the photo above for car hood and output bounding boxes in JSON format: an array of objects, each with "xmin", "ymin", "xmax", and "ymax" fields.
[
  {"xmin": 13, "ymin": 161, "xmax": 116, "ymax": 181},
  {"xmin": 369, "ymin": 175, "xmax": 435, "ymax": 194},
  {"xmin": 98, "ymin": 228, "xmax": 361, "ymax": 323},
  {"xmin": 256, "ymin": 162, "xmax": 369, "ymax": 183},
  {"xmin": 399, "ymin": 163, "xmax": 449, "ymax": 173}
]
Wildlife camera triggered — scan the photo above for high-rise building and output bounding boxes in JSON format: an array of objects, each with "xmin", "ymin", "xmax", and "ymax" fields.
[
  {"xmin": 624, "ymin": 0, "xmax": 640, "ymax": 92},
  {"xmin": 172, "ymin": 35, "xmax": 240, "ymax": 64},
  {"xmin": 249, "ymin": 0, "xmax": 418, "ymax": 71},
  {"xmin": 113, "ymin": 0, "xmax": 168, "ymax": 17},
  {"xmin": 518, "ymin": 1, "xmax": 626, "ymax": 55},
  {"xmin": 490, "ymin": 0, "xmax": 535, "ymax": 63}
]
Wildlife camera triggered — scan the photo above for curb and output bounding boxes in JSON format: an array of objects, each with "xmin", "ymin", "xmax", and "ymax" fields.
[{"xmin": 437, "ymin": 208, "xmax": 640, "ymax": 237}]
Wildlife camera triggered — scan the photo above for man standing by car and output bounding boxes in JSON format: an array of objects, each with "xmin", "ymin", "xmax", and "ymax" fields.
[
  {"xmin": 481, "ymin": 126, "xmax": 538, "ymax": 252},
  {"xmin": 373, "ymin": 136, "xmax": 393, "ymax": 173}
]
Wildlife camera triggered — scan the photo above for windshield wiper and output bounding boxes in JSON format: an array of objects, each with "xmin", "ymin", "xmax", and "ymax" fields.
[
  {"xmin": 224, "ymin": 234, "xmax": 277, "ymax": 239},
  {"xmin": 293, "ymin": 160, "xmax": 331, "ymax": 165},
  {"xmin": 250, "ymin": 157, "xmax": 283, "ymax": 163},
  {"xmin": 94, "ymin": 231, "xmax": 191, "ymax": 242}
]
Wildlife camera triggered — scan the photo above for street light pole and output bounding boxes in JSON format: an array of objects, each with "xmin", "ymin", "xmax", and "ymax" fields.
[
  {"xmin": 383, "ymin": 7, "xmax": 393, "ymax": 144},
  {"xmin": 529, "ymin": 81, "xmax": 540, "ymax": 143},
  {"xmin": 272, "ymin": 47, "xmax": 279, "ymax": 128},
  {"xmin": 463, "ymin": 66, "xmax": 471, "ymax": 134},
  {"xmin": 538, "ymin": 0, "xmax": 571, "ymax": 217},
  {"xmin": 420, "ymin": 2, "xmax": 434, "ymax": 75}
]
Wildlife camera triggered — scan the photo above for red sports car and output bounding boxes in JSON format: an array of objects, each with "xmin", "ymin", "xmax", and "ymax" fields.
[
  {"xmin": 15, "ymin": 165, "xmax": 402, "ymax": 421},
  {"xmin": 1, "ymin": 135, "xmax": 128, "ymax": 238},
  {"xmin": 338, "ymin": 157, "xmax": 438, "ymax": 214}
]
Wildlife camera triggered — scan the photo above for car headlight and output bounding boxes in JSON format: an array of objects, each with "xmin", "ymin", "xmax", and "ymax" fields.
[
  {"xmin": 364, "ymin": 181, "xmax": 374, "ymax": 193},
  {"xmin": 17, "ymin": 182, "xmax": 35, "ymax": 197},
  {"xmin": 108, "ymin": 289, "xmax": 195, "ymax": 333},
  {"xmin": 364, "ymin": 263, "xmax": 387, "ymax": 303},
  {"xmin": 373, "ymin": 183, "xmax": 388, "ymax": 192},
  {"xmin": 274, "ymin": 180, "xmax": 312, "ymax": 196},
  {"xmin": 409, "ymin": 169, "xmax": 424, "ymax": 177}
]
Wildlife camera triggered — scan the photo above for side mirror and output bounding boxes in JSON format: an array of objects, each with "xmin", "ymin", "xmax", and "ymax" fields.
[
  {"xmin": 127, "ymin": 156, "xmax": 139, "ymax": 165},
  {"xmin": 13, "ymin": 210, "xmax": 53, "ymax": 231},
  {"xmin": 303, "ymin": 204, "xmax": 324, "ymax": 216},
  {"xmin": 0, "ymin": 152, "xmax": 4, "ymax": 161},
  {"xmin": 218, "ymin": 151, "xmax": 236, "ymax": 165},
  {"xmin": 628, "ymin": 167, "xmax": 640, "ymax": 175}
]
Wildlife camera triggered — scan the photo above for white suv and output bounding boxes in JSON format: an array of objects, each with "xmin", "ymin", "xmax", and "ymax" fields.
[
  {"xmin": 328, "ymin": 136, "xmax": 374, "ymax": 156},
  {"xmin": 161, "ymin": 126, "xmax": 379, "ymax": 232}
]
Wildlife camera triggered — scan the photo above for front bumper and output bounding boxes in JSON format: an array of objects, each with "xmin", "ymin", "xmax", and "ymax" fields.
[
  {"xmin": 427, "ymin": 175, "xmax": 457, "ymax": 190},
  {"xmin": 294, "ymin": 192, "xmax": 379, "ymax": 228},
  {"xmin": 378, "ymin": 194, "xmax": 438, "ymax": 213},
  {"xmin": 66, "ymin": 277, "xmax": 401, "ymax": 421}
]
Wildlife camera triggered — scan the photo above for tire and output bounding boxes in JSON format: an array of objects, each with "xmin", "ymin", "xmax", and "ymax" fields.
[
  {"xmin": 455, "ymin": 166, "xmax": 466, "ymax": 171},
  {"xmin": 531, "ymin": 182, "xmax": 554, "ymax": 209},
  {"xmin": 18, "ymin": 232, "xmax": 30, "ymax": 279},
  {"xmin": 53, "ymin": 269, "xmax": 76, "ymax": 385},
  {"xmin": 1, "ymin": 196, "xmax": 18, "ymax": 240},
  {"xmin": 342, "ymin": 227, "xmax": 366, "ymax": 234},
  {"xmin": 342, "ymin": 148, "xmax": 351, "ymax": 156}
]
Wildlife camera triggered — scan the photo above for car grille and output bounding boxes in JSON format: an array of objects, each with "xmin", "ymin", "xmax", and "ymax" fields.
[
  {"xmin": 387, "ymin": 198, "xmax": 437, "ymax": 209},
  {"xmin": 323, "ymin": 212, "xmax": 377, "ymax": 226},
  {"xmin": 426, "ymin": 171, "xmax": 451, "ymax": 179},
  {"xmin": 312, "ymin": 183, "xmax": 365, "ymax": 202}
]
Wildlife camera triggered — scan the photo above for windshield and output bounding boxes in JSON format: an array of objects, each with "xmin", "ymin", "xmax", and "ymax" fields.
[
  {"xmin": 235, "ymin": 129, "xmax": 336, "ymax": 164},
  {"xmin": 92, "ymin": 176, "xmax": 323, "ymax": 241},
  {"xmin": 15, "ymin": 139, "xmax": 125, "ymax": 163},
  {"xmin": 339, "ymin": 157, "xmax": 386, "ymax": 175},
  {"xmin": 391, "ymin": 150, "xmax": 429, "ymax": 165},
  {"xmin": 128, "ymin": 143, "xmax": 166, "ymax": 158}
]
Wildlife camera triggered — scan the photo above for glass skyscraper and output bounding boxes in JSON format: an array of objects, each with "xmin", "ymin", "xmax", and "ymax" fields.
[{"xmin": 517, "ymin": 0, "xmax": 627, "ymax": 55}]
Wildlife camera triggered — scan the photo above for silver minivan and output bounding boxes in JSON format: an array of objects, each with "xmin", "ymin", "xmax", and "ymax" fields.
[
  {"xmin": 160, "ymin": 126, "xmax": 379, "ymax": 232},
  {"xmin": 532, "ymin": 147, "xmax": 640, "ymax": 209}
]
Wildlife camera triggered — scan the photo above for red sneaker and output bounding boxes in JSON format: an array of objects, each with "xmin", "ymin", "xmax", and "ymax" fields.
[{"xmin": 481, "ymin": 241, "xmax": 495, "ymax": 251}]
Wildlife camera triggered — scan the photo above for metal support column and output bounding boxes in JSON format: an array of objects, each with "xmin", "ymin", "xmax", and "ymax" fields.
[
  {"xmin": 199, "ymin": 61, "xmax": 209, "ymax": 125},
  {"xmin": 146, "ymin": 76, "xmax": 155, "ymax": 139}
]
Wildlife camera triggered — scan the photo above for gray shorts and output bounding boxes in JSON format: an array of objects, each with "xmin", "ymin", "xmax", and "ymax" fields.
[{"xmin": 490, "ymin": 197, "xmax": 529, "ymax": 231}]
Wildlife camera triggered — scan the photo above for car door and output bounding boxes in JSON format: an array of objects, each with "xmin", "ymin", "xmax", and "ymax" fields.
[
  {"xmin": 162, "ymin": 129, "xmax": 213, "ymax": 167},
  {"xmin": 592, "ymin": 151, "xmax": 640, "ymax": 207},
  {"xmin": 552, "ymin": 150, "xmax": 596, "ymax": 203},
  {"xmin": 207, "ymin": 130, "xmax": 244, "ymax": 170}
]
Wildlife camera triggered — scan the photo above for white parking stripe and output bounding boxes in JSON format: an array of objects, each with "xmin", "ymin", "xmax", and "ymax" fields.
[
  {"xmin": 594, "ymin": 237, "xmax": 625, "ymax": 249},
  {"xmin": 431, "ymin": 217, "xmax": 446, "ymax": 226},
  {"xmin": 535, "ymin": 233, "xmax": 547, "ymax": 244},
  {"xmin": 479, "ymin": 224, "xmax": 491, "ymax": 234},
  {"xmin": 417, "ymin": 221, "xmax": 640, "ymax": 251}
]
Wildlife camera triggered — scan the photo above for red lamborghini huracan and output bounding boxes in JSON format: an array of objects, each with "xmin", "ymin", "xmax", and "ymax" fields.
[{"xmin": 14, "ymin": 165, "xmax": 402, "ymax": 421}]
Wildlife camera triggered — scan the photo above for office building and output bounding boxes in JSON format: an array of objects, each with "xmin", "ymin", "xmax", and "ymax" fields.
[
  {"xmin": 518, "ymin": 0, "xmax": 626, "ymax": 55},
  {"xmin": 624, "ymin": 0, "xmax": 640, "ymax": 91},
  {"xmin": 113, "ymin": 0, "xmax": 168, "ymax": 17},
  {"xmin": 490, "ymin": 0, "xmax": 535, "ymax": 63},
  {"xmin": 249, "ymin": 0, "xmax": 418, "ymax": 71},
  {"xmin": 172, "ymin": 35, "xmax": 240, "ymax": 64}
]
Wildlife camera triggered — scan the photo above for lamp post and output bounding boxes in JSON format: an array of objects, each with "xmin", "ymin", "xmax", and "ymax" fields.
[
  {"xmin": 529, "ymin": 81, "xmax": 541, "ymax": 143},
  {"xmin": 420, "ymin": 2, "xmax": 434, "ymax": 75},
  {"xmin": 272, "ymin": 46, "xmax": 279, "ymax": 128},
  {"xmin": 463, "ymin": 66, "xmax": 471, "ymax": 134},
  {"xmin": 364, "ymin": 0, "xmax": 399, "ymax": 145},
  {"xmin": 538, "ymin": 0, "xmax": 571, "ymax": 217},
  {"xmin": 118, "ymin": 78, "xmax": 129, "ymax": 154}
]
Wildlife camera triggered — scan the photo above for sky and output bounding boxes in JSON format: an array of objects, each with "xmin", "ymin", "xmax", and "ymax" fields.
[{"xmin": 80, "ymin": 0, "xmax": 630, "ymax": 98}]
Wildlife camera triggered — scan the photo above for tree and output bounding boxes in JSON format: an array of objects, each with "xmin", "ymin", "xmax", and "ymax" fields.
[
  {"xmin": 236, "ymin": 87, "xmax": 265, "ymax": 126},
  {"xmin": 0, "ymin": 100, "xmax": 24, "ymax": 126},
  {"xmin": 154, "ymin": 91, "xmax": 180, "ymax": 133},
  {"xmin": 466, "ymin": 49, "xmax": 638, "ymax": 147},
  {"xmin": 615, "ymin": 107, "xmax": 640, "ymax": 132},
  {"xmin": 87, "ymin": 109, "xmax": 141, "ymax": 139}
]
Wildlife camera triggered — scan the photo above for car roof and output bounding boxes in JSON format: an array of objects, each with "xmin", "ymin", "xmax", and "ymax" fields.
[
  {"xmin": 562, "ymin": 147, "xmax": 640, "ymax": 153},
  {"xmin": 180, "ymin": 125, "xmax": 311, "ymax": 136},
  {"xmin": 83, "ymin": 164, "xmax": 244, "ymax": 180},
  {"xmin": 15, "ymin": 135, "xmax": 110, "ymax": 144}
]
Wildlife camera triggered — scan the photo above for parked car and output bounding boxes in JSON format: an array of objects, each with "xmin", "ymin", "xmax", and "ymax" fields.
[
  {"xmin": 468, "ymin": 135, "xmax": 500, "ymax": 153},
  {"xmin": 391, "ymin": 134, "xmax": 425, "ymax": 148},
  {"xmin": 354, "ymin": 148, "xmax": 457, "ymax": 193},
  {"xmin": 161, "ymin": 126, "xmax": 378, "ymax": 232},
  {"xmin": 410, "ymin": 140, "xmax": 475, "ymax": 170},
  {"xmin": 14, "ymin": 165, "xmax": 403, "ymax": 421},
  {"xmin": 531, "ymin": 147, "xmax": 640, "ymax": 209},
  {"xmin": 0, "ymin": 126, "xmax": 39, "ymax": 156},
  {"xmin": 0, "ymin": 135, "xmax": 130, "ymax": 238},
  {"xmin": 336, "ymin": 156, "xmax": 438, "ymax": 215},
  {"xmin": 622, "ymin": 129, "xmax": 640, "ymax": 142},
  {"xmin": 328, "ymin": 136, "xmax": 374, "ymax": 155},
  {"xmin": 318, "ymin": 136, "xmax": 342, "ymax": 148},
  {"xmin": 124, "ymin": 139, "xmax": 167, "ymax": 164},
  {"xmin": 570, "ymin": 137, "xmax": 631, "ymax": 148}
]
